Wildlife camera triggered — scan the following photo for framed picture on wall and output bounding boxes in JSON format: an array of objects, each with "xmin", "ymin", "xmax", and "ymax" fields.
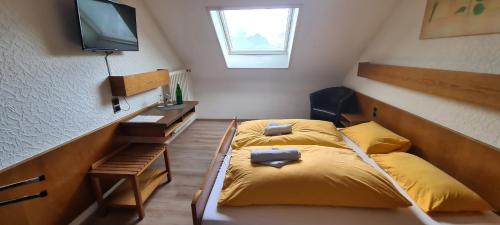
[{"xmin": 421, "ymin": 0, "xmax": 500, "ymax": 39}]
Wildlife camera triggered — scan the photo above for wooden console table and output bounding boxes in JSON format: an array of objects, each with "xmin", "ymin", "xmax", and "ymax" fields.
[
  {"xmin": 88, "ymin": 101, "xmax": 198, "ymax": 220},
  {"xmin": 88, "ymin": 143, "xmax": 171, "ymax": 220},
  {"xmin": 119, "ymin": 101, "xmax": 198, "ymax": 143}
]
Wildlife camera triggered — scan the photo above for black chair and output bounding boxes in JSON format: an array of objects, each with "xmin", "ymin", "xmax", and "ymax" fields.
[{"xmin": 309, "ymin": 87, "xmax": 355, "ymax": 126}]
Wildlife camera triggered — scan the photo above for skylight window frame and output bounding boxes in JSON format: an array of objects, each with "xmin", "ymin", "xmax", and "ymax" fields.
[
  {"xmin": 217, "ymin": 8, "xmax": 296, "ymax": 55},
  {"xmin": 208, "ymin": 6, "xmax": 300, "ymax": 68}
]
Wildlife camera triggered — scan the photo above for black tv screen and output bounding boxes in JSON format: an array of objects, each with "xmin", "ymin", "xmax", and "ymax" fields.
[{"xmin": 76, "ymin": 0, "xmax": 138, "ymax": 51}]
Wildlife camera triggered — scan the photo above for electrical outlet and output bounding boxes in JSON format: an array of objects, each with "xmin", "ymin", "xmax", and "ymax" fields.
[{"xmin": 112, "ymin": 97, "xmax": 121, "ymax": 113}]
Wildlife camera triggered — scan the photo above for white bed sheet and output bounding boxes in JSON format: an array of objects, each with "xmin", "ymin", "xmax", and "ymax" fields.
[{"xmin": 202, "ymin": 134, "xmax": 499, "ymax": 225}]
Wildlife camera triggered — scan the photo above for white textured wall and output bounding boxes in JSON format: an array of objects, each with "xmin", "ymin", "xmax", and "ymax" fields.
[
  {"xmin": 343, "ymin": 0, "xmax": 500, "ymax": 148},
  {"xmin": 0, "ymin": 0, "xmax": 183, "ymax": 170}
]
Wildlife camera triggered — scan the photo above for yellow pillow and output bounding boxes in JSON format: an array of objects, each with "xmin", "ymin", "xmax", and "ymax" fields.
[
  {"xmin": 341, "ymin": 121, "xmax": 410, "ymax": 154},
  {"xmin": 219, "ymin": 145, "xmax": 411, "ymax": 208},
  {"xmin": 232, "ymin": 119, "xmax": 349, "ymax": 149},
  {"xmin": 371, "ymin": 152, "xmax": 492, "ymax": 213}
]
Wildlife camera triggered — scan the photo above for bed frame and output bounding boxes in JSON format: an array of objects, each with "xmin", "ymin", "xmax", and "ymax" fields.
[
  {"xmin": 191, "ymin": 119, "xmax": 237, "ymax": 225},
  {"xmin": 191, "ymin": 94, "xmax": 500, "ymax": 225}
]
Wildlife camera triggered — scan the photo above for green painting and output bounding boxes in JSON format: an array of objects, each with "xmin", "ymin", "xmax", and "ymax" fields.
[{"xmin": 421, "ymin": 0, "xmax": 500, "ymax": 39}]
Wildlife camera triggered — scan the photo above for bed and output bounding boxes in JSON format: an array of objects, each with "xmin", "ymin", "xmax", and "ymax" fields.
[
  {"xmin": 198, "ymin": 129, "xmax": 499, "ymax": 225},
  {"xmin": 231, "ymin": 119, "xmax": 349, "ymax": 149},
  {"xmin": 192, "ymin": 114, "xmax": 500, "ymax": 225}
]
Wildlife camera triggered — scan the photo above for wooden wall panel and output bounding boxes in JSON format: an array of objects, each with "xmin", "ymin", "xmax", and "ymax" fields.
[
  {"xmin": 109, "ymin": 69, "xmax": 170, "ymax": 97},
  {"xmin": 354, "ymin": 92, "xmax": 500, "ymax": 212},
  {"xmin": 0, "ymin": 105, "xmax": 154, "ymax": 225},
  {"xmin": 357, "ymin": 62, "xmax": 500, "ymax": 109}
]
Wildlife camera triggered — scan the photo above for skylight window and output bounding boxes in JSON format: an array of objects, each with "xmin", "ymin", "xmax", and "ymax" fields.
[
  {"xmin": 210, "ymin": 7, "xmax": 299, "ymax": 68},
  {"xmin": 220, "ymin": 8, "xmax": 292, "ymax": 54}
]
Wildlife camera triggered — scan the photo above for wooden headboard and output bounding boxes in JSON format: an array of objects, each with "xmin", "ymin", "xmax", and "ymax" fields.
[{"xmin": 354, "ymin": 92, "xmax": 500, "ymax": 212}]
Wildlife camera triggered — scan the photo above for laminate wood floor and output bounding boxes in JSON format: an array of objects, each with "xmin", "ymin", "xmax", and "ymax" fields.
[{"xmin": 84, "ymin": 120, "xmax": 231, "ymax": 225}]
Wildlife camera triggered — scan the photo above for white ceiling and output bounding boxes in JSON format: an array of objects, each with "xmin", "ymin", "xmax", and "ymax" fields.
[{"xmin": 144, "ymin": 0, "xmax": 399, "ymax": 118}]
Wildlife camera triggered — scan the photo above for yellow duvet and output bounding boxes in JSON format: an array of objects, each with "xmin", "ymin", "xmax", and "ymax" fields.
[
  {"xmin": 231, "ymin": 119, "xmax": 349, "ymax": 149},
  {"xmin": 219, "ymin": 145, "xmax": 411, "ymax": 209}
]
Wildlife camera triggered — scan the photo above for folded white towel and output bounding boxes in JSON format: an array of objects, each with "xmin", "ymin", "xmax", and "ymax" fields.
[
  {"xmin": 251, "ymin": 149, "xmax": 301, "ymax": 163},
  {"xmin": 264, "ymin": 122, "xmax": 292, "ymax": 136}
]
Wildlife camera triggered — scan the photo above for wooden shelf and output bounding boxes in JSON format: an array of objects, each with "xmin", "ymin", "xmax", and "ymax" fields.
[
  {"xmin": 109, "ymin": 69, "xmax": 170, "ymax": 97},
  {"xmin": 107, "ymin": 169, "xmax": 167, "ymax": 207},
  {"xmin": 88, "ymin": 143, "xmax": 171, "ymax": 220},
  {"xmin": 182, "ymin": 111, "xmax": 195, "ymax": 121},
  {"xmin": 89, "ymin": 144, "xmax": 166, "ymax": 176},
  {"xmin": 119, "ymin": 101, "xmax": 198, "ymax": 138},
  {"xmin": 357, "ymin": 62, "xmax": 500, "ymax": 109},
  {"xmin": 164, "ymin": 121, "xmax": 183, "ymax": 138}
]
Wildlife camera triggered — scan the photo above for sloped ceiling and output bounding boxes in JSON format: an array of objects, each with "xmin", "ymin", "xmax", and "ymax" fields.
[{"xmin": 144, "ymin": 0, "xmax": 398, "ymax": 119}]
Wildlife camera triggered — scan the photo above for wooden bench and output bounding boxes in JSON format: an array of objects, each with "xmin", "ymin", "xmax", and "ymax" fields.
[{"xmin": 88, "ymin": 143, "xmax": 171, "ymax": 220}]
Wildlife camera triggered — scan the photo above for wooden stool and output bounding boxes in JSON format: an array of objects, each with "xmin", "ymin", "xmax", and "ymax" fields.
[{"xmin": 88, "ymin": 143, "xmax": 171, "ymax": 220}]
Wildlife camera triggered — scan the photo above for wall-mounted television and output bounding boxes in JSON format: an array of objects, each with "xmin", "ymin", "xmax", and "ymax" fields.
[{"xmin": 75, "ymin": 0, "xmax": 139, "ymax": 51}]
